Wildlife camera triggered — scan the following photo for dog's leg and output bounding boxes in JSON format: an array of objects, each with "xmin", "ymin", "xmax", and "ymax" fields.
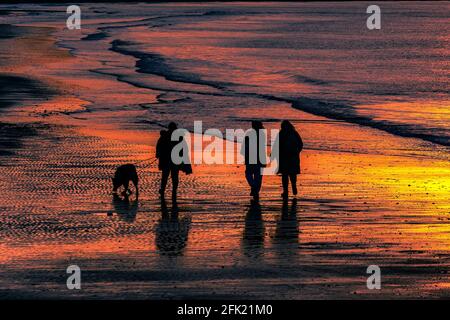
[
  {"xmin": 133, "ymin": 177, "xmax": 139, "ymax": 198},
  {"xmin": 121, "ymin": 181, "xmax": 130, "ymax": 196}
]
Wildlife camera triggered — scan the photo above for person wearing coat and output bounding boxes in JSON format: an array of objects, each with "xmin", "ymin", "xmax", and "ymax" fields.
[
  {"xmin": 156, "ymin": 122, "xmax": 192, "ymax": 201},
  {"xmin": 273, "ymin": 120, "xmax": 303, "ymax": 199}
]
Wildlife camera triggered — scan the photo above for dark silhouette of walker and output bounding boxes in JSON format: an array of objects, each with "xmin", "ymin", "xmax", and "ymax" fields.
[
  {"xmin": 156, "ymin": 122, "xmax": 192, "ymax": 201},
  {"xmin": 154, "ymin": 120, "xmax": 302, "ymax": 202},
  {"xmin": 273, "ymin": 120, "xmax": 303, "ymax": 199},
  {"xmin": 241, "ymin": 120, "xmax": 266, "ymax": 201}
]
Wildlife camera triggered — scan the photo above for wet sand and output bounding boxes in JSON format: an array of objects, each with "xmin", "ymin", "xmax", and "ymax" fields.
[
  {"xmin": 0, "ymin": 7, "xmax": 449, "ymax": 300},
  {"xmin": 1, "ymin": 120, "xmax": 449, "ymax": 299}
]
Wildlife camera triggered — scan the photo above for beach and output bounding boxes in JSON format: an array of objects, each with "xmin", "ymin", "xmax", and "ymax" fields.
[{"xmin": 0, "ymin": 2, "xmax": 449, "ymax": 299}]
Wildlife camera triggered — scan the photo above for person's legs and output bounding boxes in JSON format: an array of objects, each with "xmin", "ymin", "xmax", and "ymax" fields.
[
  {"xmin": 254, "ymin": 167, "xmax": 263, "ymax": 194},
  {"xmin": 282, "ymin": 174, "xmax": 289, "ymax": 198},
  {"xmin": 160, "ymin": 169, "xmax": 170, "ymax": 196},
  {"xmin": 290, "ymin": 174, "xmax": 297, "ymax": 195},
  {"xmin": 171, "ymin": 168, "xmax": 179, "ymax": 199},
  {"xmin": 245, "ymin": 166, "xmax": 255, "ymax": 195}
]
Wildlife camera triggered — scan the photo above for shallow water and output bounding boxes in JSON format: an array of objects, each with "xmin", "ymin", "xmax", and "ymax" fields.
[{"xmin": 1, "ymin": 2, "xmax": 448, "ymax": 145}]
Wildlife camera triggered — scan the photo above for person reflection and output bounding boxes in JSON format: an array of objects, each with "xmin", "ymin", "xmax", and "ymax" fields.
[
  {"xmin": 242, "ymin": 200, "xmax": 265, "ymax": 259},
  {"xmin": 155, "ymin": 198, "xmax": 191, "ymax": 256},
  {"xmin": 112, "ymin": 193, "xmax": 138, "ymax": 223},
  {"xmin": 273, "ymin": 198, "xmax": 299, "ymax": 262}
]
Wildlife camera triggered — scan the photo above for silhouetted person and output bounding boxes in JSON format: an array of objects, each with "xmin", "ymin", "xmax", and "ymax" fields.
[
  {"xmin": 274, "ymin": 120, "xmax": 303, "ymax": 199},
  {"xmin": 156, "ymin": 122, "xmax": 191, "ymax": 201},
  {"xmin": 241, "ymin": 120, "xmax": 266, "ymax": 201},
  {"xmin": 155, "ymin": 197, "xmax": 191, "ymax": 256},
  {"xmin": 242, "ymin": 200, "xmax": 265, "ymax": 259},
  {"xmin": 112, "ymin": 193, "xmax": 138, "ymax": 223}
]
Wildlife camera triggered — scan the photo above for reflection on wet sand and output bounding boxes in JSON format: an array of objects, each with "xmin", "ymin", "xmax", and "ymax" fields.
[
  {"xmin": 273, "ymin": 199, "xmax": 299, "ymax": 263},
  {"xmin": 112, "ymin": 193, "xmax": 139, "ymax": 223},
  {"xmin": 242, "ymin": 199, "xmax": 300, "ymax": 262},
  {"xmin": 242, "ymin": 200, "xmax": 265, "ymax": 259},
  {"xmin": 155, "ymin": 199, "xmax": 191, "ymax": 256}
]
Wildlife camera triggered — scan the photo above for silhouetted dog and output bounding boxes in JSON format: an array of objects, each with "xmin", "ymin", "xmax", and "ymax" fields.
[{"xmin": 112, "ymin": 164, "xmax": 139, "ymax": 196}]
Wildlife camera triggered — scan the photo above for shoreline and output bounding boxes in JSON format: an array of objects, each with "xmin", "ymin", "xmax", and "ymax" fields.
[
  {"xmin": 0, "ymin": 74, "xmax": 56, "ymax": 110},
  {"xmin": 107, "ymin": 26, "xmax": 450, "ymax": 148}
]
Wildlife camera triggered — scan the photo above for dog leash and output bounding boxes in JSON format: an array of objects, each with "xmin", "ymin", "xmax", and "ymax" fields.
[
  {"xmin": 134, "ymin": 156, "xmax": 158, "ymax": 167},
  {"xmin": 133, "ymin": 156, "xmax": 197, "ymax": 203}
]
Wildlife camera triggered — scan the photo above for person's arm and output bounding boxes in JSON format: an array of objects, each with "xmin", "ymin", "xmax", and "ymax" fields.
[
  {"xmin": 297, "ymin": 134, "xmax": 304, "ymax": 153},
  {"xmin": 181, "ymin": 137, "xmax": 191, "ymax": 164},
  {"xmin": 270, "ymin": 133, "xmax": 280, "ymax": 161},
  {"xmin": 156, "ymin": 139, "xmax": 162, "ymax": 158},
  {"xmin": 240, "ymin": 134, "xmax": 248, "ymax": 158}
]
